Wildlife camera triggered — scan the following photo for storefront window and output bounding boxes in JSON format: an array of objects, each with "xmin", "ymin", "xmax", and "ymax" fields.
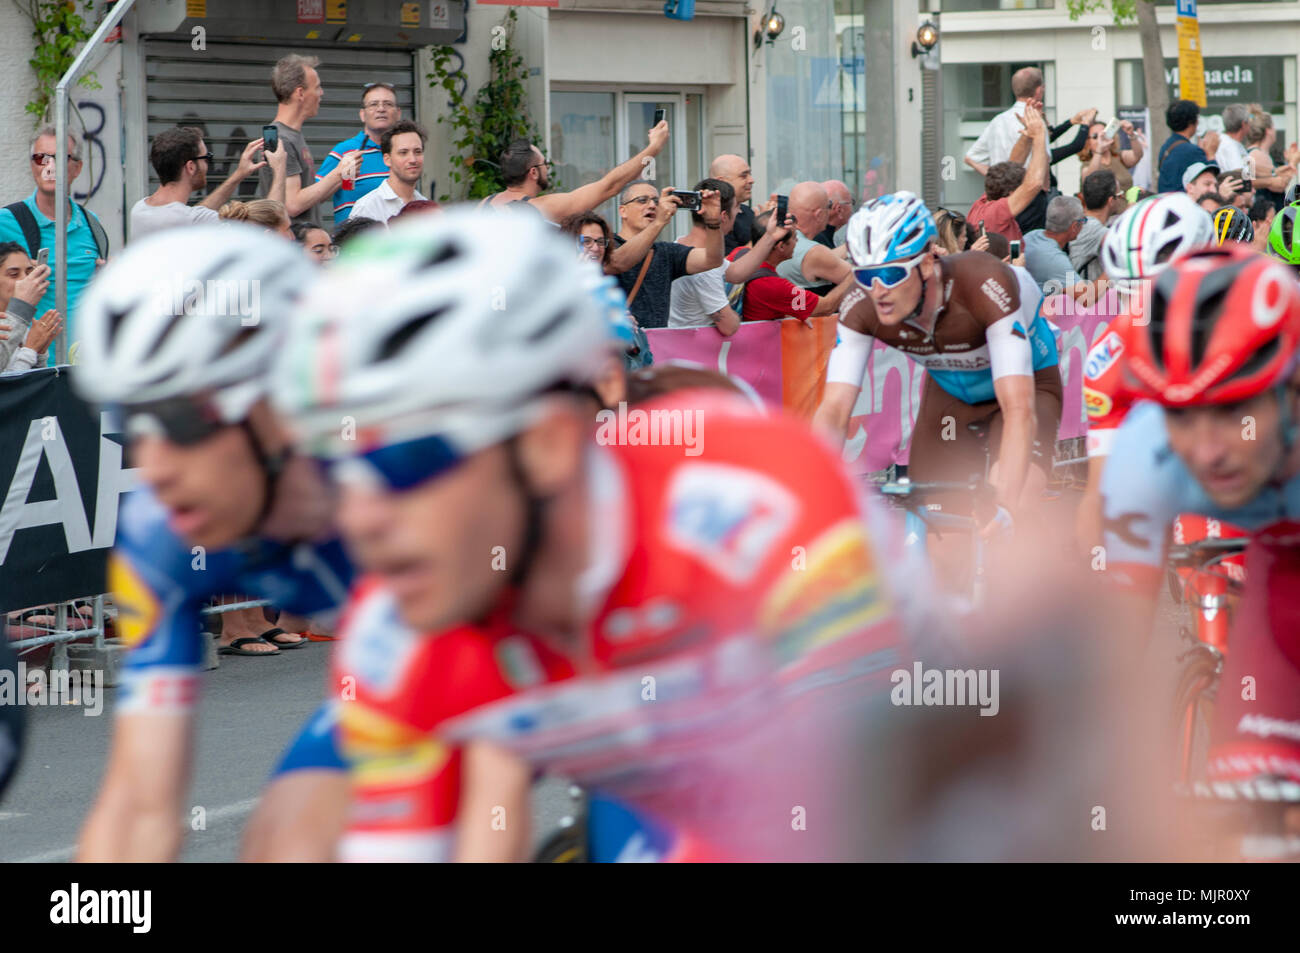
[
  {"xmin": 764, "ymin": 0, "xmax": 895, "ymax": 202},
  {"xmin": 1116, "ymin": 55, "xmax": 1295, "ymax": 162},
  {"xmin": 940, "ymin": 61, "xmax": 1055, "ymax": 209}
]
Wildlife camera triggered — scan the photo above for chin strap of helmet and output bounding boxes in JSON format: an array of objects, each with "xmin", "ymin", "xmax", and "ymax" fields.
[
  {"xmin": 503, "ymin": 433, "xmax": 547, "ymax": 593},
  {"xmin": 240, "ymin": 418, "xmax": 292, "ymax": 529},
  {"xmin": 903, "ymin": 249, "xmax": 940, "ymax": 325}
]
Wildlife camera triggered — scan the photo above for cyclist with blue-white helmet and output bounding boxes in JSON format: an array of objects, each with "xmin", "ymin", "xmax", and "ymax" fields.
[{"xmin": 813, "ymin": 191, "xmax": 1063, "ymax": 539}]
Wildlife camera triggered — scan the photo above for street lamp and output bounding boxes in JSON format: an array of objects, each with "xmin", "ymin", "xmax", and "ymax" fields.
[
  {"xmin": 911, "ymin": 20, "xmax": 939, "ymax": 58},
  {"xmin": 754, "ymin": 6, "xmax": 785, "ymax": 49}
]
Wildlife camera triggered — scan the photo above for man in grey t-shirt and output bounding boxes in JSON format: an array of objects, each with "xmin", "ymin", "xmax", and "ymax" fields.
[{"xmin": 258, "ymin": 54, "xmax": 359, "ymax": 228}]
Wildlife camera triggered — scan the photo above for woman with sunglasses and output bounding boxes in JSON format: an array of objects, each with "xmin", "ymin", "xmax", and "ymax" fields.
[
  {"xmin": 71, "ymin": 225, "xmax": 357, "ymax": 862},
  {"xmin": 814, "ymin": 192, "xmax": 1063, "ymax": 567}
]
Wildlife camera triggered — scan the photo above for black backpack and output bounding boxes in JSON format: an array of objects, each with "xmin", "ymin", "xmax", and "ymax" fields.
[{"xmin": 3, "ymin": 200, "xmax": 108, "ymax": 262}]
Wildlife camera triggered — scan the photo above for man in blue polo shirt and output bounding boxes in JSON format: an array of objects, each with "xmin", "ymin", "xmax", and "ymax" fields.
[
  {"xmin": 316, "ymin": 82, "xmax": 402, "ymax": 226},
  {"xmin": 0, "ymin": 125, "xmax": 106, "ymax": 364}
]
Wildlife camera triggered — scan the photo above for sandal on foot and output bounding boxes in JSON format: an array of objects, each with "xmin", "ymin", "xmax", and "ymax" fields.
[
  {"xmin": 260, "ymin": 626, "xmax": 307, "ymax": 649},
  {"xmin": 218, "ymin": 636, "xmax": 281, "ymax": 657}
]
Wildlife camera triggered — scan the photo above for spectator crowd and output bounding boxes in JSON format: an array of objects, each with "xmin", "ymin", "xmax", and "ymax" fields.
[{"xmin": 12, "ymin": 56, "xmax": 1300, "ymax": 655}]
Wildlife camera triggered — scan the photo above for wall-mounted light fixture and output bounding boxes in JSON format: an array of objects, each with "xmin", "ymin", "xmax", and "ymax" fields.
[
  {"xmin": 754, "ymin": 6, "xmax": 785, "ymax": 49},
  {"xmin": 911, "ymin": 21, "xmax": 939, "ymax": 58}
]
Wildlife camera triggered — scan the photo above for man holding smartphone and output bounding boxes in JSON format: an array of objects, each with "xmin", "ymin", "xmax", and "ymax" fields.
[
  {"xmin": 130, "ymin": 127, "xmax": 286, "ymax": 241},
  {"xmin": 258, "ymin": 54, "xmax": 359, "ymax": 227}
]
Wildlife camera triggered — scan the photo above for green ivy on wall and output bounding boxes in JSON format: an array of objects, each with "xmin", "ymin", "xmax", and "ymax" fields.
[
  {"xmin": 427, "ymin": 8, "xmax": 555, "ymax": 201},
  {"xmin": 17, "ymin": 0, "xmax": 102, "ymax": 123}
]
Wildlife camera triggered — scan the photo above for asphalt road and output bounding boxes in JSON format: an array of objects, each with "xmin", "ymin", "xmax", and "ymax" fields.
[{"xmin": 1, "ymin": 639, "xmax": 574, "ymax": 863}]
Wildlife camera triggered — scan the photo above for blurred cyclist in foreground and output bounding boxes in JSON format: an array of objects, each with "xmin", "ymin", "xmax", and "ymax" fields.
[{"xmin": 273, "ymin": 209, "xmax": 913, "ymax": 861}]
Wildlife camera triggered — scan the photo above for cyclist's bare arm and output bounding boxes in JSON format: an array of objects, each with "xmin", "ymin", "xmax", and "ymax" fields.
[
  {"xmin": 533, "ymin": 122, "xmax": 670, "ymax": 222},
  {"xmin": 78, "ymin": 713, "xmax": 193, "ymax": 861},
  {"xmin": 452, "ymin": 740, "xmax": 532, "ymax": 863},
  {"xmin": 990, "ymin": 373, "xmax": 1037, "ymax": 509},
  {"xmin": 1076, "ymin": 455, "xmax": 1108, "ymax": 554},
  {"xmin": 813, "ymin": 290, "xmax": 873, "ymax": 447}
]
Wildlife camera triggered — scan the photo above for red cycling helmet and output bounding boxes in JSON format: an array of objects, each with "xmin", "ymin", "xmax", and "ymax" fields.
[{"xmin": 1120, "ymin": 245, "xmax": 1300, "ymax": 407}]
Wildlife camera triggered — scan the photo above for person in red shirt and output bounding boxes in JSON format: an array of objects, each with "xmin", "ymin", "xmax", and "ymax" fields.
[
  {"xmin": 729, "ymin": 209, "xmax": 854, "ymax": 322},
  {"xmin": 966, "ymin": 101, "xmax": 1049, "ymax": 244}
]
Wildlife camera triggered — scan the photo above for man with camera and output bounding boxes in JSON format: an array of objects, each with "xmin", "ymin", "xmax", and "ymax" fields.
[{"xmin": 610, "ymin": 179, "xmax": 723, "ymax": 329}]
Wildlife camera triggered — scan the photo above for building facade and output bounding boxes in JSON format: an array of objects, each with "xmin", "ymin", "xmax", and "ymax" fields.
[
  {"xmin": 0, "ymin": 0, "xmax": 929, "ymax": 250},
  {"xmin": 937, "ymin": 0, "xmax": 1300, "ymax": 211}
]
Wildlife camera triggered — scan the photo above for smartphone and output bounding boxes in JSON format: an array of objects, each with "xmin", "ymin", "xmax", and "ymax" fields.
[
  {"xmin": 1102, "ymin": 117, "xmax": 1121, "ymax": 141},
  {"xmin": 36, "ymin": 247, "xmax": 49, "ymax": 268},
  {"xmin": 262, "ymin": 124, "xmax": 279, "ymax": 153},
  {"xmin": 653, "ymin": 108, "xmax": 666, "ymax": 127},
  {"xmin": 674, "ymin": 190, "xmax": 702, "ymax": 212},
  {"xmin": 1009, "ymin": 239, "xmax": 1021, "ymax": 260},
  {"xmin": 775, "ymin": 194, "xmax": 788, "ymax": 228}
]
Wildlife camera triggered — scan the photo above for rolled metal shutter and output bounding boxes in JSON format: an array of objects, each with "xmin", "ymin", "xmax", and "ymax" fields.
[{"xmin": 144, "ymin": 39, "xmax": 416, "ymax": 219}]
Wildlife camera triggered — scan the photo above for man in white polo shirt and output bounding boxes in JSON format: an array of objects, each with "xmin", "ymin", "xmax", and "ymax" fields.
[
  {"xmin": 347, "ymin": 120, "xmax": 427, "ymax": 225},
  {"xmin": 130, "ymin": 126, "xmax": 286, "ymax": 241}
]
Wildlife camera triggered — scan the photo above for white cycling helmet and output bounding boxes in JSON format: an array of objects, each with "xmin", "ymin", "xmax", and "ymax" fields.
[
  {"xmin": 845, "ymin": 191, "xmax": 937, "ymax": 267},
  {"xmin": 1100, "ymin": 192, "xmax": 1214, "ymax": 281},
  {"xmin": 74, "ymin": 223, "xmax": 310, "ymax": 421},
  {"xmin": 273, "ymin": 207, "xmax": 610, "ymax": 461}
]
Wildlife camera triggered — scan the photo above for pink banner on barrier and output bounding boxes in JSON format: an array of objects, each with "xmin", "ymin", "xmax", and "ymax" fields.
[
  {"xmin": 646, "ymin": 297, "xmax": 1115, "ymax": 474},
  {"xmin": 644, "ymin": 321, "xmax": 785, "ymax": 407}
]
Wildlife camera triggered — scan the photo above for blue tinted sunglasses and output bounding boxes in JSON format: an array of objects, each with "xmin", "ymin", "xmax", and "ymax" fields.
[
  {"xmin": 321, "ymin": 431, "xmax": 462, "ymax": 492},
  {"xmin": 854, "ymin": 252, "xmax": 927, "ymax": 290}
]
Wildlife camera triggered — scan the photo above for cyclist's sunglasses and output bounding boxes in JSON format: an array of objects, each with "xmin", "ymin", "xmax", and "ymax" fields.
[
  {"xmin": 320, "ymin": 431, "xmax": 461, "ymax": 492},
  {"xmin": 854, "ymin": 252, "xmax": 927, "ymax": 290},
  {"xmin": 121, "ymin": 396, "xmax": 228, "ymax": 446}
]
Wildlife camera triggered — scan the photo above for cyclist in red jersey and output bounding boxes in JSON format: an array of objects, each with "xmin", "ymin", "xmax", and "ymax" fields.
[
  {"xmin": 273, "ymin": 210, "xmax": 911, "ymax": 861},
  {"xmin": 1076, "ymin": 192, "xmax": 1214, "ymax": 551}
]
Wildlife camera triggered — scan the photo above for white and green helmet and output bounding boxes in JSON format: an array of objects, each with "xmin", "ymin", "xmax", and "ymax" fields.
[
  {"xmin": 272, "ymin": 207, "xmax": 610, "ymax": 460},
  {"xmin": 1100, "ymin": 192, "xmax": 1214, "ymax": 281}
]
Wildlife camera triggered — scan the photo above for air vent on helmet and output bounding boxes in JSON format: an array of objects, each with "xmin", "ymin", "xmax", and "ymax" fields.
[
  {"xmin": 378, "ymin": 305, "xmax": 451, "ymax": 361},
  {"xmin": 422, "ymin": 243, "xmax": 461, "ymax": 270}
]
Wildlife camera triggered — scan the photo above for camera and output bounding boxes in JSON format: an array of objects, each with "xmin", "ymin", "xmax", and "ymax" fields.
[{"xmin": 673, "ymin": 190, "xmax": 702, "ymax": 212}]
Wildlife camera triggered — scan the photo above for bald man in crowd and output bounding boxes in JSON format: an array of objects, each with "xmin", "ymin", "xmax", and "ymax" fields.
[
  {"xmin": 709, "ymin": 153, "xmax": 757, "ymax": 253},
  {"xmin": 771, "ymin": 181, "xmax": 851, "ymax": 296},
  {"xmin": 816, "ymin": 179, "xmax": 854, "ymax": 247}
]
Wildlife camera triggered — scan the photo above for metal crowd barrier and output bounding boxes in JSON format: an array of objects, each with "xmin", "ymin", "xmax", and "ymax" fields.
[{"xmin": 7, "ymin": 597, "xmax": 271, "ymax": 655}]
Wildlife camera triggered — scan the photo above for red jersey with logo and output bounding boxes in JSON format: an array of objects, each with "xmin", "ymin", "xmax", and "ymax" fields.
[
  {"xmin": 1083, "ymin": 309, "xmax": 1132, "ymax": 459},
  {"xmin": 333, "ymin": 390, "xmax": 907, "ymax": 861}
]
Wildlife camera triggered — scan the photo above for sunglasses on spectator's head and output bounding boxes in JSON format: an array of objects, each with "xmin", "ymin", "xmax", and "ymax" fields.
[
  {"xmin": 320, "ymin": 432, "xmax": 462, "ymax": 492},
  {"xmin": 937, "ymin": 207, "xmax": 965, "ymax": 227},
  {"xmin": 121, "ymin": 396, "xmax": 228, "ymax": 446},
  {"xmin": 854, "ymin": 252, "xmax": 927, "ymax": 290}
]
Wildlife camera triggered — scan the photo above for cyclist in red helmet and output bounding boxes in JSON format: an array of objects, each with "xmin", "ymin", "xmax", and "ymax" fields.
[
  {"xmin": 1100, "ymin": 245, "xmax": 1300, "ymax": 595},
  {"xmin": 1098, "ymin": 245, "xmax": 1300, "ymax": 839}
]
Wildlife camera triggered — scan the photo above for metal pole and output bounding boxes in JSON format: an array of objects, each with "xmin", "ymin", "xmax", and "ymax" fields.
[{"xmin": 53, "ymin": 0, "xmax": 139, "ymax": 364}]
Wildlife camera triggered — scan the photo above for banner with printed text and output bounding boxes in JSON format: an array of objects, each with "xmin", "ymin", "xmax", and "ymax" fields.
[{"xmin": 645, "ymin": 305, "xmax": 1113, "ymax": 475}]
